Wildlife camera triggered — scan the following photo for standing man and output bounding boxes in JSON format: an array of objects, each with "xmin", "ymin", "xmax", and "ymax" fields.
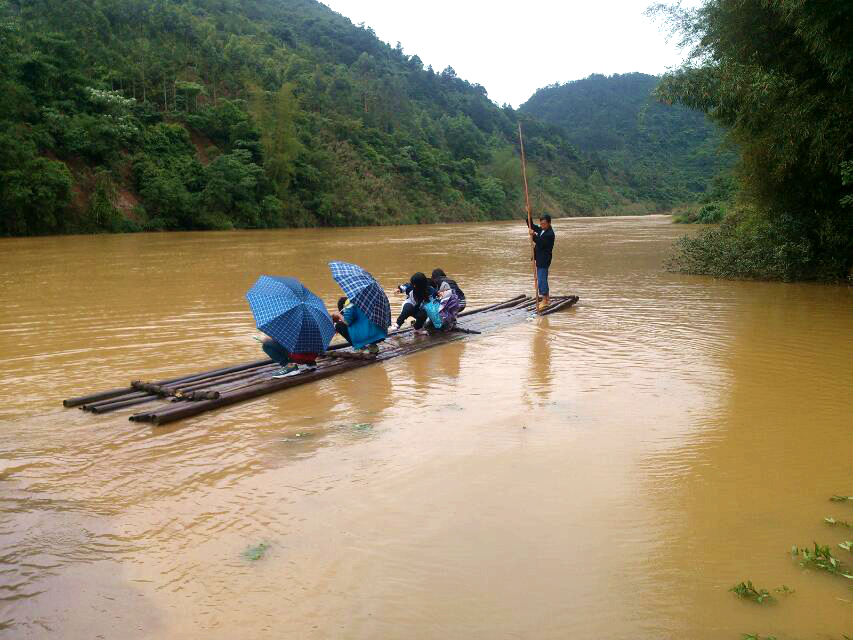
[{"xmin": 527, "ymin": 213, "xmax": 555, "ymax": 310}]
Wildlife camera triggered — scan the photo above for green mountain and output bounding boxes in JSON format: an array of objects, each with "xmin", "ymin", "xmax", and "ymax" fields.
[
  {"xmin": 520, "ymin": 72, "xmax": 734, "ymax": 206},
  {"xmin": 1, "ymin": 1, "xmax": 693, "ymax": 236}
]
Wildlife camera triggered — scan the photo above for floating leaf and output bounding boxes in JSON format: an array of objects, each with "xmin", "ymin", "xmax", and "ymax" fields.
[
  {"xmin": 242, "ymin": 542, "xmax": 269, "ymax": 561},
  {"xmin": 730, "ymin": 581, "xmax": 774, "ymax": 604},
  {"xmin": 793, "ymin": 541, "xmax": 850, "ymax": 577},
  {"xmin": 825, "ymin": 516, "xmax": 852, "ymax": 528},
  {"xmin": 830, "ymin": 495, "xmax": 852, "ymax": 502},
  {"xmin": 839, "ymin": 541, "xmax": 852, "ymax": 552}
]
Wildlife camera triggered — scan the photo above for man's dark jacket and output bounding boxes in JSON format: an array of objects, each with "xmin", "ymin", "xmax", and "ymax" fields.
[{"xmin": 528, "ymin": 221, "xmax": 555, "ymax": 268}]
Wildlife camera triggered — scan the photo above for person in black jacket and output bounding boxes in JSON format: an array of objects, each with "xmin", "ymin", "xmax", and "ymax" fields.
[
  {"xmin": 430, "ymin": 268, "xmax": 466, "ymax": 311},
  {"xmin": 393, "ymin": 272, "xmax": 435, "ymax": 331},
  {"xmin": 527, "ymin": 213, "xmax": 555, "ymax": 308}
]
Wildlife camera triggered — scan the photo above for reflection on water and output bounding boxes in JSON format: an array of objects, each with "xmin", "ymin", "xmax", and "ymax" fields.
[
  {"xmin": 0, "ymin": 216, "xmax": 851, "ymax": 639},
  {"xmin": 527, "ymin": 319, "xmax": 554, "ymax": 403}
]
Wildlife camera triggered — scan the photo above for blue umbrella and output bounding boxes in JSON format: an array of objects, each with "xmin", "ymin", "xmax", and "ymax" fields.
[
  {"xmin": 246, "ymin": 275, "xmax": 335, "ymax": 354},
  {"xmin": 328, "ymin": 261, "xmax": 392, "ymax": 329}
]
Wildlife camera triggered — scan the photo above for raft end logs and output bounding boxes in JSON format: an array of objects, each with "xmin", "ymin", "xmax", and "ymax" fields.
[
  {"xmin": 131, "ymin": 381, "xmax": 174, "ymax": 396},
  {"xmin": 62, "ymin": 358, "xmax": 273, "ymax": 408},
  {"xmin": 175, "ymin": 389, "xmax": 220, "ymax": 401},
  {"xmin": 63, "ymin": 387, "xmax": 134, "ymax": 408},
  {"xmin": 539, "ymin": 295, "xmax": 580, "ymax": 316}
]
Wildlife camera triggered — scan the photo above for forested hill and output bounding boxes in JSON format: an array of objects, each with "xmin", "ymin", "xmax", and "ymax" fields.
[
  {"xmin": 3, "ymin": 1, "xmax": 689, "ymax": 236},
  {"xmin": 520, "ymin": 73, "xmax": 734, "ymax": 206}
]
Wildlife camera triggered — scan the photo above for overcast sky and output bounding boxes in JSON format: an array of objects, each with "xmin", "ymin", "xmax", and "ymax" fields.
[{"xmin": 320, "ymin": 0, "xmax": 701, "ymax": 107}]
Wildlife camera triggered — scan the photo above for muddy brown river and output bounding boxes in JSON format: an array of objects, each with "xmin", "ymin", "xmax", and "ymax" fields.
[{"xmin": 1, "ymin": 216, "xmax": 851, "ymax": 639}]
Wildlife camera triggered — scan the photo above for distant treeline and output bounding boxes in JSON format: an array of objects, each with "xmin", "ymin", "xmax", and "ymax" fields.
[
  {"xmin": 521, "ymin": 72, "xmax": 735, "ymax": 208},
  {"xmin": 0, "ymin": 0, "xmax": 731, "ymax": 236}
]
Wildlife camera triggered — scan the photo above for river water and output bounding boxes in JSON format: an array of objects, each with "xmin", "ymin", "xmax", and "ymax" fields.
[{"xmin": 0, "ymin": 216, "xmax": 850, "ymax": 639}]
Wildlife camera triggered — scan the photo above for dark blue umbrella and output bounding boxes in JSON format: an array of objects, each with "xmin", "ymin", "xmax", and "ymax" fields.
[
  {"xmin": 246, "ymin": 275, "xmax": 335, "ymax": 354},
  {"xmin": 328, "ymin": 261, "xmax": 392, "ymax": 329}
]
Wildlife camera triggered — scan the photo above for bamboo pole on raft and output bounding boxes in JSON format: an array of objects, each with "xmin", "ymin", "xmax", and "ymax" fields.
[{"xmin": 518, "ymin": 122, "xmax": 540, "ymax": 310}]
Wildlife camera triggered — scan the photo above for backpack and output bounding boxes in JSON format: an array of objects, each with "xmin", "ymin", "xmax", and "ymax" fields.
[{"xmin": 422, "ymin": 297, "xmax": 443, "ymax": 329}]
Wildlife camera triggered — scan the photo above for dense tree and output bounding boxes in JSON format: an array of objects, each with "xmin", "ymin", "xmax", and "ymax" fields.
[
  {"xmin": 649, "ymin": 0, "xmax": 853, "ymax": 281},
  {"xmin": 0, "ymin": 0, "xmax": 726, "ymax": 236},
  {"xmin": 0, "ymin": 131, "xmax": 73, "ymax": 235}
]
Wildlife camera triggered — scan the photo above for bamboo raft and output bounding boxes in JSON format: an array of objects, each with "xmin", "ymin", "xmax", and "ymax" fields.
[{"xmin": 63, "ymin": 294, "xmax": 578, "ymax": 425}]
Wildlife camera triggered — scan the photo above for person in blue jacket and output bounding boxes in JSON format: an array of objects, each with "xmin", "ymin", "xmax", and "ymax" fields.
[{"xmin": 332, "ymin": 297, "xmax": 387, "ymax": 354}]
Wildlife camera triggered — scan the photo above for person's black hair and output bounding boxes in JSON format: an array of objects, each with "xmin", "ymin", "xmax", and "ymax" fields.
[
  {"xmin": 337, "ymin": 296, "xmax": 347, "ymax": 311},
  {"xmin": 539, "ymin": 213, "xmax": 552, "ymax": 223},
  {"xmin": 430, "ymin": 268, "xmax": 446, "ymax": 285},
  {"xmin": 410, "ymin": 272, "xmax": 429, "ymax": 301}
]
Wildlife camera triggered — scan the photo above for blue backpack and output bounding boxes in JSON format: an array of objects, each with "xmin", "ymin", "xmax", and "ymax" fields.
[{"xmin": 422, "ymin": 297, "xmax": 443, "ymax": 329}]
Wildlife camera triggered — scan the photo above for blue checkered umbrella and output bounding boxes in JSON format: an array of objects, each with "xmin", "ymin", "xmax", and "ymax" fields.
[
  {"xmin": 246, "ymin": 275, "xmax": 335, "ymax": 354},
  {"xmin": 328, "ymin": 261, "xmax": 392, "ymax": 329}
]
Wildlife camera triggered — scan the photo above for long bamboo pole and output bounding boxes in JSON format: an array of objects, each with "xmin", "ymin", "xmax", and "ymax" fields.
[{"xmin": 518, "ymin": 122, "xmax": 540, "ymax": 309}]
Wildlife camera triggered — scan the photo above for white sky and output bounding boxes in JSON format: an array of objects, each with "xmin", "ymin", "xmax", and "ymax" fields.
[{"xmin": 320, "ymin": 0, "xmax": 701, "ymax": 107}]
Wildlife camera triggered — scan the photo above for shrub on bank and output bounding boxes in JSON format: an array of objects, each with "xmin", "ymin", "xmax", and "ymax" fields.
[
  {"xmin": 666, "ymin": 208, "xmax": 851, "ymax": 282},
  {"xmin": 673, "ymin": 201, "xmax": 727, "ymax": 224},
  {"xmin": 673, "ymin": 172, "xmax": 734, "ymax": 224}
]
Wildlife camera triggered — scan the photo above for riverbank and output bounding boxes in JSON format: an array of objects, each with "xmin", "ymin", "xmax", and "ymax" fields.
[{"xmin": 0, "ymin": 203, "xmax": 684, "ymax": 240}]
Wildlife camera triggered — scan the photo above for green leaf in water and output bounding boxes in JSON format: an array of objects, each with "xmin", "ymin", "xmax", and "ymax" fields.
[
  {"xmin": 730, "ymin": 581, "xmax": 774, "ymax": 604},
  {"xmin": 830, "ymin": 495, "xmax": 852, "ymax": 502},
  {"xmin": 242, "ymin": 542, "xmax": 269, "ymax": 561},
  {"xmin": 792, "ymin": 541, "xmax": 850, "ymax": 577},
  {"xmin": 825, "ymin": 516, "xmax": 852, "ymax": 528},
  {"xmin": 351, "ymin": 423, "xmax": 373, "ymax": 432},
  {"xmin": 839, "ymin": 541, "xmax": 852, "ymax": 552}
]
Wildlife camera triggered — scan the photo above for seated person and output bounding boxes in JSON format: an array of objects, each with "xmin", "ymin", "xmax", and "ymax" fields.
[
  {"xmin": 261, "ymin": 338, "xmax": 318, "ymax": 378},
  {"xmin": 393, "ymin": 272, "xmax": 435, "ymax": 331},
  {"xmin": 332, "ymin": 297, "xmax": 387, "ymax": 354},
  {"xmin": 426, "ymin": 281, "xmax": 461, "ymax": 334},
  {"xmin": 430, "ymin": 268, "xmax": 466, "ymax": 311}
]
